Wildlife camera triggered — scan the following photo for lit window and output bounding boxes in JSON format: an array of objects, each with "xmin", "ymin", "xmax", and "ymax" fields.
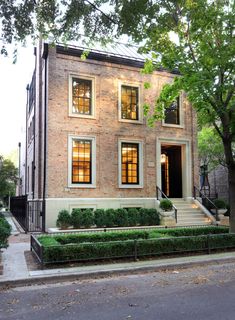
[
  {"xmin": 72, "ymin": 140, "xmax": 92, "ymax": 184},
  {"xmin": 121, "ymin": 85, "xmax": 139, "ymax": 120},
  {"xmin": 72, "ymin": 78, "xmax": 92, "ymax": 115},
  {"xmin": 121, "ymin": 143, "xmax": 139, "ymax": 184},
  {"xmin": 164, "ymin": 97, "xmax": 180, "ymax": 125}
]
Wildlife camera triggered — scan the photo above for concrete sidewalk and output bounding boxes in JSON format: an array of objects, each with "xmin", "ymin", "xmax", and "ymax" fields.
[{"xmin": 1, "ymin": 213, "xmax": 235, "ymax": 288}]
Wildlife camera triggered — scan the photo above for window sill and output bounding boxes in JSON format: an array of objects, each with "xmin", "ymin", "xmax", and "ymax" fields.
[
  {"xmin": 162, "ymin": 123, "xmax": 184, "ymax": 129},
  {"xmin": 68, "ymin": 184, "xmax": 96, "ymax": 189},
  {"xmin": 69, "ymin": 113, "xmax": 96, "ymax": 120},
  {"xmin": 119, "ymin": 184, "xmax": 143, "ymax": 189},
  {"xmin": 119, "ymin": 119, "xmax": 143, "ymax": 125}
]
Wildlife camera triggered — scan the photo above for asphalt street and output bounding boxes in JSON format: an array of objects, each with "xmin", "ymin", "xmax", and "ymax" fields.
[{"xmin": 1, "ymin": 261, "xmax": 235, "ymax": 320}]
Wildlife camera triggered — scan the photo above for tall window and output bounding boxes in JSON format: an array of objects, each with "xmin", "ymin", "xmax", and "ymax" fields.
[
  {"xmin": 164, "ymin": 97, "xmax": 180, "ymax": 125},
  {"xmin": 72, "ymin": 78, "xmax": 92, "ymax": 115},
  {"xmin": 121, "ymin": 85, "xmax": 139, "ymax": 120},
  {"xmin": 121, "ymin": 143, "xmax": 139, "ymax": 184},
  {"xmin": 72, "ymin": 139, "xmax": 92, "ymax": 184}
]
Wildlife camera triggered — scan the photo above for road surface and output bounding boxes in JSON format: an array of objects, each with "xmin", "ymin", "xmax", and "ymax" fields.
[{"xmin": 1, "ymin": 262, "xmax": 235, "ymax": 320}]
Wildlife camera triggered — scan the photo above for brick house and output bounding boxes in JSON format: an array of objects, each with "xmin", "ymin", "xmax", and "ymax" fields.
[{"xmin": 19, "ymin": 40, "xmax": 200, "ymax": 229}]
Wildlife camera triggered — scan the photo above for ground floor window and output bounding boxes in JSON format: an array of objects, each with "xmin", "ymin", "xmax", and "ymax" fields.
[{"xmin": 68, "ymin": 135, "xmax": 96, "ymax": 188}]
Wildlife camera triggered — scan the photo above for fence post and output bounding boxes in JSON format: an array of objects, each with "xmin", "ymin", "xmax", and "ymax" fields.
[{"xmin": 134, "ymin": 240, "xmax": 137, "ymax": 261}]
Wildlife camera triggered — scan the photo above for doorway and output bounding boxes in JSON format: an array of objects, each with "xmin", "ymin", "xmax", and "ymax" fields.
[{"xmin": 161, "ymin": 145, "xmax": 182, "ymax": 198}]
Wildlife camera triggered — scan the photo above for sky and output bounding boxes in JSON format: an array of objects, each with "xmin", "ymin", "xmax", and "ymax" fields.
[{"xmin": 0, "ymin": 45, "xmax": 35, "ymax": 157}]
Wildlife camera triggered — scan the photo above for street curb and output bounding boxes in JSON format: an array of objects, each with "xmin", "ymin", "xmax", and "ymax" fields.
[{"xmin": 1, "ymin": 255, "xmax": 235, "ymax": 289}]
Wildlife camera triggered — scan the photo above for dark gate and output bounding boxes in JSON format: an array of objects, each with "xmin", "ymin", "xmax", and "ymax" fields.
[{"xmin": 10, "ymin": 196, "xmax": 44, "ymax": 232}]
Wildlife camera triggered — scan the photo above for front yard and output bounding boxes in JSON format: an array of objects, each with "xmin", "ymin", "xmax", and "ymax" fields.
[{"xmin": 31, "ymin": 226, "xmax": 235, "ymax": 267}]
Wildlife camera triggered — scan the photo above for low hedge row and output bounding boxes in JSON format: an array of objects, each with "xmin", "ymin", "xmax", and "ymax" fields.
[
  {"xmin": 40, "ymin": 233, "xmax": 235, "ymax": 264},
  {"xmin": 0, "ymin": 213, "xmax": 11, "ymax": 248},
  {"xmin": 38, "ymin": 226, "xmax": 229, "ymax": 247},
  {"xmin": 56, "ymin": 208, "xmax": 160, "ymax": 229}
]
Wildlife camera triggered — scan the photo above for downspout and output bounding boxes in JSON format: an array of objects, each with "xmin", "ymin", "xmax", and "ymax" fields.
[
  {"xmin": 42, "ymin": 43, "xmax": 48, "ymax": 232},
  {"xmin": 25, "ymin": 85, "xmax": 29, "ymax": 195},
  {"xmin": 33, "ymin": 70, "xmax": 36, "ymax": 199}
]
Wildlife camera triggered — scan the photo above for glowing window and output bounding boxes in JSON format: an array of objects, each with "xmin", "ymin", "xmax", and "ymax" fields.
[
  {"xmin": 121, "ymin": 85, "xmax": 139, "ymax": 120},
  {"xmin": 72, "ymin": 78, "xmax": 92, "ymax": 115},
  {"xmin": 72, "ymin": 140, "xmax": 91, "ymax": 184},
  {"xmin": 121, "ymin": 143, "xmax": 139, "ymax": 184}
]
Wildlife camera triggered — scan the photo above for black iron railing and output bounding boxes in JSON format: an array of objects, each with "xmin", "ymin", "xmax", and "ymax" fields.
[
  {"xmin": 10, "ymin": 196, "xmax": 44, "ymax": 232},
  {"xmin": 156, "ymin": 186, "xmax": 178, "ymax": 223},
  {"xmin": 31, "ymin": 231, "xmax": 233, "ymax": 268},
  {"xmin": 193, "ymin": 186, "xmax": 219, "ymax": 221}
]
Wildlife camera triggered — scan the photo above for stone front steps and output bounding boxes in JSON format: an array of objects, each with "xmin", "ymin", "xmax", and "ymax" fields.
[{"xmin": 169, "ymin": 198, "xmax": 212, "ymax": 226}]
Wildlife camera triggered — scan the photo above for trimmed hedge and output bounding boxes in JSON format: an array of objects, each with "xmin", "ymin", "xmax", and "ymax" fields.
[
  {"xmin": 0, "ymin": 214, "xmax": 11, "ymax": 248},
  {"xmin": 40, "ymin": 232, "xmax": 235, "ymax": 264},
  {"xmin": 38, "ymin": 230, "xmax": 150, "ymax": 245},
  {"xmin": 157, "ymin": 226, "xmax": 229, "ymax": 237},
  {"xmin": 57, "ymin": 207, "xmax": 160, "ymax": 229}
]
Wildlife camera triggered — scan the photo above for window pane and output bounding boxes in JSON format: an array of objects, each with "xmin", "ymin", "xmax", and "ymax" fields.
[
  {"xmin": 72, "ymin": 78, "xmax": 92, "ymax": 115},
  {"xmin": 72, "ymin": 139, "xmax": 92, "ymax": 184},
  {"xmin": 164, "ymin": 97, "xmax": 180, "ymax": 125},
  {"xmin": 121, "ymin": 85, "xmax": 139, "ymax": 120},
  {"xmin": 121, "ymin": 143, "xmax": 139, "ymax": 184}
]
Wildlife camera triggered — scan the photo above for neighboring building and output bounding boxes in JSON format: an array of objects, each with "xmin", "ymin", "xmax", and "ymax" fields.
[
  {"xmin": 208, "ymin": 165, "xmax": 229, "ymax": 201},
  {"xmin": 20, "ymin": 40, "xmax": 199, "ymax": 229}
]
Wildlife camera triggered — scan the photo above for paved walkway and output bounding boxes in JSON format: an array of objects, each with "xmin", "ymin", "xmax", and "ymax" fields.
[{"xmin": 1, "ymin": 212, "xmax": 235, "ymax": 287}]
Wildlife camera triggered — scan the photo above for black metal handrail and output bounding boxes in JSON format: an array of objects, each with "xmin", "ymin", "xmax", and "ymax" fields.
[
  {"xmin": 156, "ymin": 186, "xmax": 178, "ymax": 223},
  {"xmin": 193, "ymin": 186, "xmax": 219, "ymax": 221}
]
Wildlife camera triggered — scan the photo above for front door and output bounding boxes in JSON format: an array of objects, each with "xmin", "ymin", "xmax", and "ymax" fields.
[{"xmin": 161, "ymin": 145, "xmax": 182, "ymax": 198}]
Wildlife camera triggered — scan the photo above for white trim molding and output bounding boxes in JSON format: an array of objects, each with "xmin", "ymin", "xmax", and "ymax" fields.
[
  {"xmin": 118, "ymin": 138, "xmax": 144, "ymax": 189},
  {"xmin": 162, "ymin": 92, "xmax": 184, "ymax": 128},
  {"xmin": 68, "ymin": 73, "xmax": 96, "ymax": 119},
  {"xmin": 118, "ymin": 81, "xmax": 143, "ymax": 124},
  {"xmin": 68, "ymin": 134, "xmax": 96, "ymax": 188},
  {"xmin": 156, "ymin": 137, "xmax": 192, "ymax": 198}
]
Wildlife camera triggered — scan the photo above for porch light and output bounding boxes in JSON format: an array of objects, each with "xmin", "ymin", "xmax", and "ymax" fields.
[{"xmin": 161, "ymin": 154, "xmax": 166, "ymax": 163}]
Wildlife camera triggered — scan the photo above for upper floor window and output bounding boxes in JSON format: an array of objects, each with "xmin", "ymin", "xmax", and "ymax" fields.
[
  {"xmin": 164, "ymin": 97, "xmax": 180, "ymax": 125},
  {"xmin": 118, "ymin": 83, "xmax": 143, "ymax": 124},
  {"xmin": 72, "ymin": 78, "xmax": 92, "ymax": 115},
  {"xmin": 121, "ymin": 85, "xmax": 139, "ymax": 120},
  {"xmin": 69, "ymin": 75, "xmax": 95, "ymax": 118},
  {"xmin": 68, "ymin": 135, "xmax": 96, "ymax": 188}
]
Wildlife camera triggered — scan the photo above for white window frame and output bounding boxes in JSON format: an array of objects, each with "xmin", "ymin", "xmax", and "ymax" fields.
[
  {"xmin": 118, "ymin": 139, "xmax": 144, "ymax": 188},
  {"xmin": 118, "ymin": 81, "xmax": 143, "ymax": 124},
  {"xmin": 162, "ymin": 93, "xmax": 184, "ymax": 128},
  {"xmin": 68, "ymin": 135, "xmax": 96, "ymax": 188},
  {"xmin": 69, "ymin": 74, "xmax": 96, "ymax": 119}
]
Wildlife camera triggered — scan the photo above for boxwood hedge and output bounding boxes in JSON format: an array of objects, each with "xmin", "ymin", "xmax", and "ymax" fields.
[
  {"xmin": 0, "ymin": 213, "xmax": 11, "ymax": 248},
  {"xmin": 36, "ymin": 226, "xmax": 232, "ymax": 265}
]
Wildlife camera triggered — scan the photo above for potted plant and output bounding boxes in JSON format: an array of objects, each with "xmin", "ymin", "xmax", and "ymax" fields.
[
  {"xmin": 159, "ymin": 199, "xmax": 174, "ymax": 217},
  {"xmin": 211, "ymin": 199, "xmax": 227, "ymax": 216}
]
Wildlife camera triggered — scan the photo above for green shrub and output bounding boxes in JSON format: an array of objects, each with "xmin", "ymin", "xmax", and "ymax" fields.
[
  {"xmin": 157, "ymin": 226, "xmax": 229, "ymax": 237},
  {"xmin": 213, "ymin": 198, "xmax": 227, "ymax": 209},
  {"xmin": 139, "ymin": 208, "xmax": 160, "ymax": 226},
  {"xmin": 50, "ymin": 230, "xmax": 150, "ymax": 245},
  {"xmin": 159, "ymin": 199, "xmax": 173, "ymax": 211},
  {"xmin": 127, "ymin": 208, "xmax": 140, "ymax": 226},
  {"xmin": 113, "ymin": 208, "xmax": 129, "ymax": 227},
  {"xmin": 70, "ymin": 209, "xmax": 94, "ymax": 228},
  {"xmin": 0, "ymin": 214, "xmax": 11, "ymax": 248},
  {"xmin": 40, "ymin": 232, "xmax": 235, "ymax": 264},
  {"xmin": 56, "ymin": 210, "xmax": 71, "ymax": 229},
  {"xmin": 79, "ymin": 209, "xmax": 94, "ymax": 228},
  {"xmin": 94, "ymin": 209, "xmax": 106, "ymax": 228},
  {"xmin": 71, "ymin": 209, "xmax": 82, "ymax": 228},
  {"xmin": 104, "ymin": 209, "xmax": 115, "ymax": 228}
]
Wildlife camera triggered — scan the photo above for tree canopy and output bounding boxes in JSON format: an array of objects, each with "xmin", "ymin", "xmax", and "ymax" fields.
[
  {"xmin": 0, "ymin": 156, "xmax": 18, "ymax": 204},
  {"xmin": 1, "ymin": 0, "xmax": 235, "ymax": 228}
]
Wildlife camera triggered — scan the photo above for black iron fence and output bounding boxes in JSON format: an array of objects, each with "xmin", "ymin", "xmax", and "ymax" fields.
[
  {"xmin": 31, "ymin": 231, "xmax": 234, "ymax": 268},
  {"xmin": 10, "ymin": 196, "xmax": 44, "ymax": 232}
]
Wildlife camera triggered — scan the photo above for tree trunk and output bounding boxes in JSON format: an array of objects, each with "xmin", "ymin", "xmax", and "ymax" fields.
[{"xmin": 228, "ymin": 166, "xmax": 235, "ymax": 233}]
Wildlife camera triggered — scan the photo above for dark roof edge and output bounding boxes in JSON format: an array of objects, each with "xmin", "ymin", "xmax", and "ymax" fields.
[{"xmin": 56, "ymin": 45, "xmax": 180, "ymax": 75}]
